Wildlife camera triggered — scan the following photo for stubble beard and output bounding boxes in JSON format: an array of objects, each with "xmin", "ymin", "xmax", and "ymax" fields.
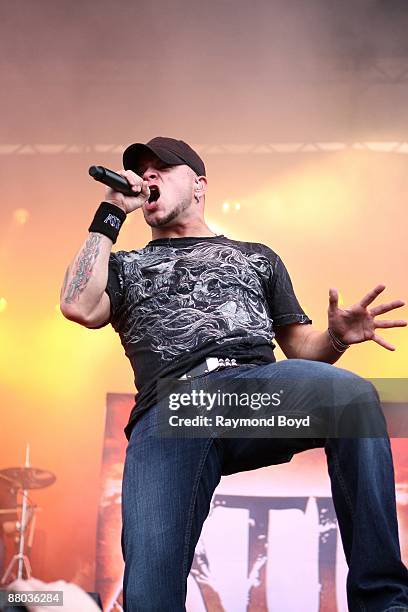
[{"xmin": 144, "ymin": 197, "xmax": 192, "ymax": 228}]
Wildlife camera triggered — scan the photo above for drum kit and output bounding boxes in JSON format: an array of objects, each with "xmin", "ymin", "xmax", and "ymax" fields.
[{"xmin": 0, "ymin": 444, "xmax": 56, "ymax": 584}]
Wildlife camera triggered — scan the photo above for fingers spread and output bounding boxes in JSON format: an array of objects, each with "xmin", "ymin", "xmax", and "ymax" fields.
[
  {"xmin": 328, "ymin": 288, "xmax": 338, "ymax": 312},
  {"xmin": 373, "ymin": 334, "xmax": 396, "ymax": 351},
  {"xmin": 370, "ymin": 300, "xmax": 405, "ymax": 316},
  {"xmin": 359, "ymin": 284, "xmax": 386, "ymax": 308},
  {"xmin": 374, "ymin": 319, "xmax": 407, "ymax": 329}
]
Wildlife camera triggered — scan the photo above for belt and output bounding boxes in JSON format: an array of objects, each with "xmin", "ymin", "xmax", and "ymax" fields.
[{"xmin": 178, "ymin": 356, "xmax": 239, "ymax": 380}]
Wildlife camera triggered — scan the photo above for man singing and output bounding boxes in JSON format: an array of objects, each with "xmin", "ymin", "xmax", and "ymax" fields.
[{"xmin": 60, "ymin": 137, "xmax": 408, "ymax": 611}]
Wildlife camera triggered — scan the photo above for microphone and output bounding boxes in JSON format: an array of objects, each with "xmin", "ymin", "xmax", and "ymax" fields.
[{"xmin": 88, "ymin": 166, "xmax": 141, "ymax": 198}]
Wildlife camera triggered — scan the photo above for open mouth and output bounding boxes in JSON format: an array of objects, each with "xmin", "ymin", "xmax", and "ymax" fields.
[{"xmin": 148, "ymin": 186, "xmax": 160, "ymax": 203}]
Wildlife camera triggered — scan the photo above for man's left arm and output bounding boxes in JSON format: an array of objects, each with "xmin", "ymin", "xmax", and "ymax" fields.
[{"xmin": 274, "ymin": 285, "xmax": 407, "ymax": 364}]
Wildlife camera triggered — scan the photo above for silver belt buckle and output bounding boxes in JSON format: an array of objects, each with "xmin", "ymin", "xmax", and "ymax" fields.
[
  {"xmin": 210, "ymin": 357, "xmax": 237, "ymax": 369},
  {"xmin": 178, "ymin": 356, "xmax": 238, "ymax": 380},
  {"xmin": 205, "ymin": 357, "xmax": 222, "ymax": 372},
  {"xmin": 178, "ymin": 357, "xmax": 219, "ymax": 380}
]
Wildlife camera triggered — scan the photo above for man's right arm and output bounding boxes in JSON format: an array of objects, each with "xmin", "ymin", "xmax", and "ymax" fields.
[
  {"xmin": 60, "ymin": 232, "xmax": 113, "ymax": 327},
  {"xmin": 59, "ymin": 169, "xmax": 150, "ymax": 328}
]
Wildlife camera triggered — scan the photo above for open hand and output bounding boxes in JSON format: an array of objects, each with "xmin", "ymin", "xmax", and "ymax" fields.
[{"xmin": 328, "ymin": 284, "xmax": 406, "ymax": 351}]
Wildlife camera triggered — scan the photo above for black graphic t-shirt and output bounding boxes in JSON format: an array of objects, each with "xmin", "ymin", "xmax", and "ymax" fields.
[{"xmin": 101, "ymin": 235, "xmax": 312, "ymax": 438}]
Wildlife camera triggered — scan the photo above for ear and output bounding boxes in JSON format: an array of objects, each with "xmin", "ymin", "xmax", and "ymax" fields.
[{"xmin": 194, "ymin": 175, "xmax": 208, "ymax": 196}]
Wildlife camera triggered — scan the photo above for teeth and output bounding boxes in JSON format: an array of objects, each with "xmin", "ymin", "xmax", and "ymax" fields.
[{"xmin": 148, "ymin": 187, "xmax": 160, "ymax": 203}]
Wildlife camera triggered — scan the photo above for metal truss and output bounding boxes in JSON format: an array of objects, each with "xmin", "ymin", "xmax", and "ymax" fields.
[{"xmin": 2, "ymin": 142, "xmax": 408, "ymax": 155}]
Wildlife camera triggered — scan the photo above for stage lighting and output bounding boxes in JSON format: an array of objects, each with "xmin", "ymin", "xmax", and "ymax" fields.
[{"xmin": 13, "ymin": 208, "xmax": 29, "ymax": 225}]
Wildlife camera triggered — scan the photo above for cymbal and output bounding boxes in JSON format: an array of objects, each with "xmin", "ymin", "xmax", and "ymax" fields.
[
  {"xmin": 0, "ymin": 467, "xmax": 56, "ymax": 490},
  {"xmin": 0, "ymin": 473, "xmax": 19, "ymax": 487}
]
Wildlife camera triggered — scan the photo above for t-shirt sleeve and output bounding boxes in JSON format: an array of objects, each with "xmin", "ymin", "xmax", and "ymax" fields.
[
  {"xmin": 268, "ymin": 255, "xmax": 312, "ymax": 327},
  {"xmin": 104, "ymin": 252, "xmax": 125, "ymax": 325},
  {"xmin": 86, "ymin": 252, "xmax": 125, "ymax": 329}
]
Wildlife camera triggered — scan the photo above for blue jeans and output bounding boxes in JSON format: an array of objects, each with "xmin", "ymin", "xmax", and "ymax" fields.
[{"xmin": 121, "ymin": 359, "xmax": 408, "ymax": 612}]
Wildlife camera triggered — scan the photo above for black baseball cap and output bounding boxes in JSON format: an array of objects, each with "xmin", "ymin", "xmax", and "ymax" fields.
[{"xmin": 123, "ymin": 137, "xmax": 206, "ymax": 177}]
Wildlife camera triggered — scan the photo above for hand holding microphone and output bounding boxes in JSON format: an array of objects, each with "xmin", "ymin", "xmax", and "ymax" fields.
[{"xmin": 89, "ymin": 165, "xmax": 150, "ymax": 214}]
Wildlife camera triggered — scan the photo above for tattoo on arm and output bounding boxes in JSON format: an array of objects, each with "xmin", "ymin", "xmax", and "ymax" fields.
[
  {"xmin": 60, "ymin": 267, "xmax": 69, "ymax": 302},
  {"xmin": 62, "ymin": 234, "xmax": 103, "ymax": 304}
]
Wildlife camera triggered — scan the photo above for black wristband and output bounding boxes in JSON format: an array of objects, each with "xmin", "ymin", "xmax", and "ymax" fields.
[{"xmin": 88, "ymin": 202, "xmax": 127, "ymax": 244}]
